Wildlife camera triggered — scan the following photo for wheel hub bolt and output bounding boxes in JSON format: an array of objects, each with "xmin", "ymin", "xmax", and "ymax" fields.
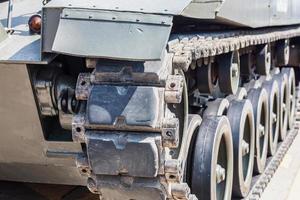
[
  {"xmin": 216, "ymin": 164, "xmax": 226, "ymax": 184},
  {"xmin": 242, "ymin": 140, "xmax": 250, "ymax": 156},
  {"xmin": 282, "ymin": 103, "xmax": 286, "ymax": 110},
  {"xmin": 258, "ymin": 124, "xmax": 265, "ymax": 137},
  {"xmin": 231, "ymin": 64, "xmax": 239, "ymax": 78},
  {"xmin": 272, "ymin": 113, "xmax": 277, "ymax": 123}
]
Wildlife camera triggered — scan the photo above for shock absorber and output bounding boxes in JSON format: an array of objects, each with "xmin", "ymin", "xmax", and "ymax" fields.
[{"xmin": 33, "ymin": 67, "xmax": 79, "ymax": 130}]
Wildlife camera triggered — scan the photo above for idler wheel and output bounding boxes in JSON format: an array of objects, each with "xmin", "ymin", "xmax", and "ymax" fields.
[
  {"xmin": 262, "ymin": 79, "xmax": 280, "ymax": 156},
  {"xmin": 217, "ymin": 51, "xmax": 240, "ymax": 95},
  {"xmin": 189, "ymin": 116, "xmax": 233, "ymax": 200},
  {"xmin": 273, "ymin": 73, "xmax": 289, "ymax": 141},
  {"xmin": 282, "ymin": 68, "xmax": 296, "ymax": 129},
  {"xmin": 227, "ymin": 100, "xmax": 255, "ymax": 197},
  {"xmin": 248, "ymin": 88, "xmax": 269, "ymax": 174}
]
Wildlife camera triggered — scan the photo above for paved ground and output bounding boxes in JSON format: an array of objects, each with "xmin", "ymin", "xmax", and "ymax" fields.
[{"xmin": 261, "ymin": 131, "xmax": 300, "ymax": 200}]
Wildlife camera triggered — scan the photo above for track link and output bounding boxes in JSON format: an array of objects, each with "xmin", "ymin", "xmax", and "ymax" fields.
[{"xmin": 169, "ymin": 26, "xmax": 300, "ymax": 70}]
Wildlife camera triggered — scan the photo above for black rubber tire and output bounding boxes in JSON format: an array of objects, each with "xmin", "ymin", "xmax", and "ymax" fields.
[
  {"xmin": 184, "ymin": 114, "xmax": 202, "ymax": 183},
  {"xmin": 282, "ymin": 67, "xmax": 296, "ymax": 130},
  {"xmin": 203, "ymin": 98, "xmax": 229, "ymax": 117},
  {"xmin": 227, "ymin": 99, "xmax": 255, "ymax": 198},
  {"xmin": 226, "ymin": 87, "xmax": 247, "ymax": 102},
  {"xmin": 240, "ymin": 53, "xmax": 253, "ymax": 81},
  {"xmin": 262, "ymin": 79, "xmax": 280, "ymax": 156},
  {"xmin": 273, "ymin": 73, "xmax": 289, "ymax": 141},
  {"xmin": 217, "ymin": 52, "xmax": 240, "ymax": 95},
  {"xmin": 190, "ymin": 116, "xmax": 233, "ymax": 200},
  {"xmin": 247, "ymin": 88, "xmax": 269, "ymax": 174}
]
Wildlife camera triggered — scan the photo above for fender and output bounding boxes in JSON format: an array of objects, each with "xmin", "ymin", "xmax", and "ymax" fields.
[{"xmin": 42, "ymin": 0, "xmax": 194, "ymax": 61}]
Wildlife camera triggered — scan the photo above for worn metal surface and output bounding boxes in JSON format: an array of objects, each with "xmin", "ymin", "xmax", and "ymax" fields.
[
  {"xmin": 52, "ymin": 15, "xmax": 172, "ymax": 60},
  {"xmin": 86, "ymin": 132, "xmax": 161, "ymax": 177},
  {"xmin": 45, "ymin": 8, "xmax": 172, "ymax": 60},
  {"xmin": 44, "ymin": 0, "xmax": 300, "ymax": 28},
  {"xmin": 0, "ymin": 63, "xmax": 86, "ymax": 185},
  {"xmin": 72, "ymin": 52, "xmax": 195, "ymax": 199},
  {"xmin": 86, "ymin": 86, "xmax": 163, "ymax": 128},
  {"xmin": 182, "ymin": 0, "xmax": 300, "ymax": 28},
  {"xmin": 44, "ymin": 0, "xmax": 192, "ymax": 15}
]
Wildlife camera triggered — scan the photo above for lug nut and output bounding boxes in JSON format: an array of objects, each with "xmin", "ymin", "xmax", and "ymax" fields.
[
  {"xmin": 258, "ymin": 124, "xmax": 265, "ymax": 137},
  {"xmin": 282, "ymin": 103, "xmax": 286, "ymax": 110},
  {"xmin": 216, "ymin": 164, "xmax": 226, "ymax": 184},
  {"xmin": 231, "ymin": 64, "xmax": 239, "ymax": 78},
  {"xmin": 242, "ymin": 140, "xmax": 250, "ymax": 156},
  {"xmin": 272, "ymin": 113, "xmax": 277, "ymax": 123}
]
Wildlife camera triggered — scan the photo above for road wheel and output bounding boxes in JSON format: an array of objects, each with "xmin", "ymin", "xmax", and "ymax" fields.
[
  {"xmin": 247, "ymin": 88, "xmax": 269, "ymax": 174},
  {"xmin": 189, "ymin": 116, "xmax": 234, "ymax": 200},
  {"xmin": 227, "ymin": 100, "xmax": 255, "ymax": 197}
]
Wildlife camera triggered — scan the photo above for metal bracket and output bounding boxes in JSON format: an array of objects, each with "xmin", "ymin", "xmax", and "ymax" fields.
[
  {"xmin": 34, "ymin": 79, "xmax": 57, "ymax": 116},
  {"xmin": 165, "ymin": 75, "xmax": 184, "ymax": 104},
  {"xmin": 62, "ymin": 8, "xmax": 173, "ymax": 26},
  {"xmin": 162, "ymin": 118, "xmax": 180, "ymax": 148},
  {"xmin": 75, "ymin": 73, "xmax": 91, "ymax": 101}
]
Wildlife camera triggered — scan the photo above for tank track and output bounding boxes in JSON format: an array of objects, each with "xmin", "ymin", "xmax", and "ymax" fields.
[
  {"xmin": 169, "ymin": 26, "xmax": 300, "ymax": 68},
  {"xmin": 245, "ymin": 86, "xmax": 300, "ymax": 200},
  {"xmin": 72, "ymin": 26, "xmax": 300, "ymax": 200}
]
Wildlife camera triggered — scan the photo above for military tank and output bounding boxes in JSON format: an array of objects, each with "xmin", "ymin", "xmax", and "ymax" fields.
[{"xmin": 0, "ymin": 0, "xmax": 300, "ymax": 199}]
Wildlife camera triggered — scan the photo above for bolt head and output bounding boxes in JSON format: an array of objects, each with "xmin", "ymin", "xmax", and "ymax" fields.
[
  {"xmin": 216, "ymin": 164, "xmax": 226, "ymax": 184},
  {"xmin": 242, "ymin": 140, "xmax": 250, "ymax": 156}
]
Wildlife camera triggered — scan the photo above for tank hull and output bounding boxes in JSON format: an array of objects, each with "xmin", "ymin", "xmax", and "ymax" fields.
[
  {"xmin": 0, "ymin": 63, "xmax": 85, "ymax": 185},
  {"xmin": 182, "ymin": 0, "xmax": 300, "ymax": 28}
]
